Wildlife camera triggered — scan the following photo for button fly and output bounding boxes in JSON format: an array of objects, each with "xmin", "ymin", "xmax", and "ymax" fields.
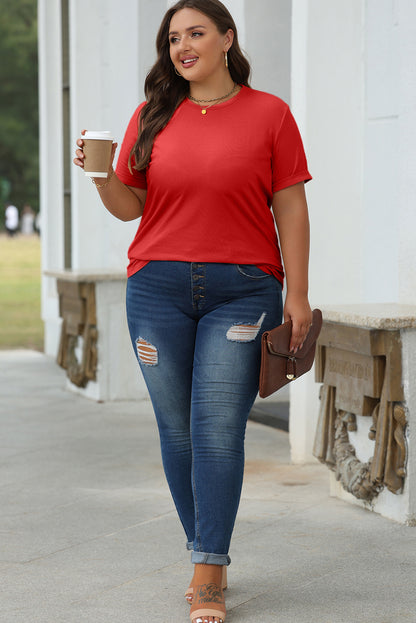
[{"xmin": 191, "ymin": 263, "xmax": 206, "ymax": 310}]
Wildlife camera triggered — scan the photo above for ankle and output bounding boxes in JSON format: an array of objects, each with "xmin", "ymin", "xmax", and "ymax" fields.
[{"xmin": 193, "ymin": 563, "xmax": 223, "ymax": 586}]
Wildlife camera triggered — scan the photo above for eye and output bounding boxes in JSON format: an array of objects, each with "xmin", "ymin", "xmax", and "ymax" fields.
[
  {"xmin": 170, "ymin": 36, "xmax": 180, "ymax": 44},
  {"xmin": 191, "ymin": 31, "xmax": 203, "ymax": 38}
]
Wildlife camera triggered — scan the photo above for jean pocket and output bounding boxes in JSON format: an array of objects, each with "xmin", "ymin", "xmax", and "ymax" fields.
[{"xmin": 236, "ymin": 264, "xmax": 271, "ymax": 279}]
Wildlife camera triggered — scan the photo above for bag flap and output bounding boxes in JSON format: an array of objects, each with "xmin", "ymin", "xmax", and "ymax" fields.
[{"xmin": 264, "ymin": 308, "xmax": 322, "ymax": 360}]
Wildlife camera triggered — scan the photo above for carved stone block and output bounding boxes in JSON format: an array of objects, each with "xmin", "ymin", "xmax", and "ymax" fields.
[
  {"xmin": 314, "ymin": 322, "xmax": 407, "ymax": 501},
  {"xmin": 56, "ymin": 279, "xmax": 98, "ymax": 388},
  {"xmin": 324, "ymin": 348, "xmax": 384, "ymax": 415}
]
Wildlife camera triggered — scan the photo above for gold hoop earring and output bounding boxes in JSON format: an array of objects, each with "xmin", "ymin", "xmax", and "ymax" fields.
[
  {"xmin": 225, "ymin": 51, "xmax": 229, "ymax": 68},
  {"xmin": 174, "ymin": 67, "xmax": 182, "ymax": 77}
]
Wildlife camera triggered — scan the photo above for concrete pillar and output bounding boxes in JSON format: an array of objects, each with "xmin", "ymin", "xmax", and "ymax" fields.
[
  {"xmin": 289, "ymin": 0, "xmax": 365, "ymax": 462},
  {"xmin": 38, "ymin": 0, "xmax": 66, "ymax": 355},
  {"xmin": 397, "ymin": 0, "xmax": 416, "ymax": 303},
  {"xmin": 68, "ymin": 0, "xmax": 167, "ymax": 273},
  {"xmin": 245, "ymin": 0, "xmax": 291, "ymax": 100},
  {"xmin": 363, "ymin": 0, "xmax": 400, "ymax": 302}
]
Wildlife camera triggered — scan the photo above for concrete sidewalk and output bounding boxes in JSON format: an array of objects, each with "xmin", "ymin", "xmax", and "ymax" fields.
[{"xmin": 1, "ymin": 350, "xmax": 415, "ymax": 623}]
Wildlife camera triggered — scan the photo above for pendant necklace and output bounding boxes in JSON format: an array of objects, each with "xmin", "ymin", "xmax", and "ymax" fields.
[{"xmin": 188, "ymin": 83, "xmax": 238, "ymax": 115}]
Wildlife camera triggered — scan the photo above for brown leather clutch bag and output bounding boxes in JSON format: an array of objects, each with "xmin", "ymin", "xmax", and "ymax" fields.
[{"xmin": 258, "ymin": 308, "xmax": 322, "ymax": 398}]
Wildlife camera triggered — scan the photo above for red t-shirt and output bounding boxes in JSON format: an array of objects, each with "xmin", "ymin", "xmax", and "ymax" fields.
[{"xmin": 116, "ymin": 86, "xmax": 311, "ymax": 284}]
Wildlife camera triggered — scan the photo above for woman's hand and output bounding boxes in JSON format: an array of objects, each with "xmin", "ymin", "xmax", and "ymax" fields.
[
  {"xmin": 272, "ymin": 182, "xmax": 312, "ymax": 353},
  {"xmin": 73, "ymin": 129, "xmax": 118, "ymax": 172},
  {"xmin": 72, "ymin": 129, "xmax": 145, "ymax": 221},
  {"xmin": 73, "ymin": 129, "xmax": 87, "ymax": 169},
  {"xmin": 283, "ymin": 292, "xmax": 312, "ymax": 353}
]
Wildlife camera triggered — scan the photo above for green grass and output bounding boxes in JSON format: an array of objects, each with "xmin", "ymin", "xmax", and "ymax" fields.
[{"xmin": 0, "ymin": 233, "xmax": 44, "ymax": 351}]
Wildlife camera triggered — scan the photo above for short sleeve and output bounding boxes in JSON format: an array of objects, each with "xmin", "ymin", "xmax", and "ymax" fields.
[
  {"xmin": 115, "ymin": 102, "xmax": 148, "ymax": 189},
  {"xmin": 272, "ymin": 106, "xmax": 312, "ymax": 193}
]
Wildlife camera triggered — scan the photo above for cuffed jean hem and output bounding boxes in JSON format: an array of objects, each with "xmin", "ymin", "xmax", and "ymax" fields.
[
  {"xmin": 186, "ymin": 541, "xmax": 194, "ymax": 551},
  {"xmin": 191, "ymin": 551, "xmax": 231, "ymax": 566}
]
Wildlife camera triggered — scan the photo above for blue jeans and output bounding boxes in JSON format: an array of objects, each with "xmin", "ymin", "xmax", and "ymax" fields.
[{"xmin": 126, "ymin": 261, "xmax": 282, "ymax": 566}]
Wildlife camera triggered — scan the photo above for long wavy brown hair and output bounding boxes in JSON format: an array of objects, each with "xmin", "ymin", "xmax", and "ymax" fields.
[{"xmin": 130, "ymin": 0, "xmax": 251, "ymax": 171}]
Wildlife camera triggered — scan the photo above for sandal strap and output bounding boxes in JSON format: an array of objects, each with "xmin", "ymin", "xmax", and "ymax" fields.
[{"xmin": 191, "ymin": 608, "xmax": 226, "ymax": 621}]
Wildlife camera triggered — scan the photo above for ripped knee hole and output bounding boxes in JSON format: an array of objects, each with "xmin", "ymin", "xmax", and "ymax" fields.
[
  {"xmin": 226, "ymin": 312, "xmax": 266, "ymax": 342},
  {"xmin": 136, "ymin": 337, "xmax": 158, "ymax": 365}
]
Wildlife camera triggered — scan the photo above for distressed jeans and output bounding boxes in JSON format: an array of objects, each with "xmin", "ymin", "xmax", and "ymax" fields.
[{"xmin": 126, "ymin": 261, "xmax": 283, "ymax": 565}]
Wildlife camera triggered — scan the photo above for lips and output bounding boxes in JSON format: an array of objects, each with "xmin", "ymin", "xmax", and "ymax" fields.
[{"xmin": 181, "ymin": 57, "xmax": 198, "ymax": 68}]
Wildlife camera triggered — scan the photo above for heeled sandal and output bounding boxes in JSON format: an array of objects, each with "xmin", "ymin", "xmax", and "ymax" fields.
[
  {"xmin": 190, "ymin": 582, "xmax": 226, "ymax": 623},
  {"xmin": 185, "ymin": 565, "xmax": 227, "ymax": 604}
]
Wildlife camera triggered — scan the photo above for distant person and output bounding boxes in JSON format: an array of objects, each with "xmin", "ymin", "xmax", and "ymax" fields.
[
  {"xmin": 5, "ymin": 203, "xmax": 19, "ymax": 237},
  {"xmin": 21, "ymin": 204, "xmax": 35, "ymax": 235},
  {"xmin": 35, "ymin": 210, "xmax": 42, "ymax": 236}
]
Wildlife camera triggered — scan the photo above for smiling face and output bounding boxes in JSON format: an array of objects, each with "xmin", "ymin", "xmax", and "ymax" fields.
[{"xmin": 169, "ymin": 8, "xmax": 233, "ymax": 84}]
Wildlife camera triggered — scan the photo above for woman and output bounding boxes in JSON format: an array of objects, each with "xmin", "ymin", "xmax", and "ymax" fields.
[{"xmin": 74, "ymin": 1, "xmax": 312, "ymax": 621}]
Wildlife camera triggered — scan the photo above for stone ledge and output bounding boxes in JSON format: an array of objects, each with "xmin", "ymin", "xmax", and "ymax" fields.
[
  {"xmin": 44, "ymin": 269, "xmax": 126, "ymax": 282},
  {"xmin": 321, "ymin": 303, "xmax": 416, "ymax": 330}
]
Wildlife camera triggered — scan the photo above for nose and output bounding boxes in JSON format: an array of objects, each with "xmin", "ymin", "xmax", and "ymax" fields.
[{"xmin": 177, "ymin": 35, "xmax": 191, "ymax": 53}]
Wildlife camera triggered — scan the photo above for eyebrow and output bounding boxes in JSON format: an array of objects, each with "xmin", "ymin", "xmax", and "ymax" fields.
[{"xmin": 169, "ymin": 25, "xmax": 207, "ymax": 36}]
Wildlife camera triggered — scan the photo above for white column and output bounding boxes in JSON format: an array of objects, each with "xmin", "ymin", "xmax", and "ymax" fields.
[
  {"xmin": 398, "ymin": 0, "xmax": 416, "ymax": 304},
  {"xmin": 244, "ymin": 0, "xmax": 291, "ymax": 100},
  {"xmin": 39, "ymin": 1, "xmax": 166, "ymax": 397},
  {"xmin": 69, "ymin": 0, "xmax": 141, "ymax": 272},
  {"xmin": 363, "ymin": 0, "xmax": 400, "ymax": 303},
  {"xmin": 222, "ymin": 0, "xmax": 246, "ymax": 47},
  {"xmin": 68, "ymin": 0, "xmax": 168, "ymax": 273},
  {"xmin": 289, "ymin": 0, "xmax": 365, "ymax": 462},
  {"xmin": 38, "ymin": 0, "xmax": 65, "ymax": 356}
]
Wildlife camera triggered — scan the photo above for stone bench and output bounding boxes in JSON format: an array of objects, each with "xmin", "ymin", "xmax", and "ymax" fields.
[
  {"xmin": 313, "ymin": 304, "xmax": 416, "ymax": 525},
  {"xmin": 45, "ymin": 270, "xmax": 147, "ymax": 402}
]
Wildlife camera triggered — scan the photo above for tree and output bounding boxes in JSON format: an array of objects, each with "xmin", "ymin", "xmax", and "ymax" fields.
[{"xmin": 0, "ymin": 0, "xmax": 38, "ymax": 227}]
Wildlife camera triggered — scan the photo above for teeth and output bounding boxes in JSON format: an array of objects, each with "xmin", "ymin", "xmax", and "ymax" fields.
[{"xmin": 183, "ymin": 58, "xmax": 197, "ymax": 64}]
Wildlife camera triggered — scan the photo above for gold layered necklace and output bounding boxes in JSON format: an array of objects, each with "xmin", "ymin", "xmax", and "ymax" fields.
[{"xmin": 188, "ymin": 83, "xmax": 238, "ymax": 115}]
